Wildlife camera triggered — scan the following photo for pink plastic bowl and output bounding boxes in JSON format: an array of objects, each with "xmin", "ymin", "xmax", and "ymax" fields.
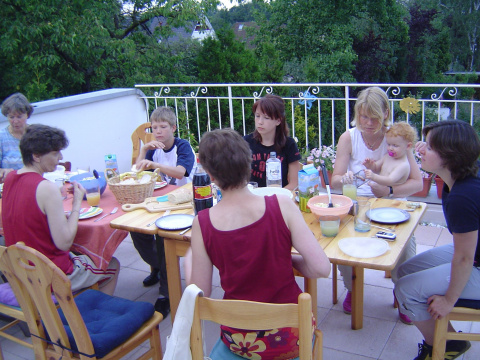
[{"xmin": 307, "ymin": 194, "xmax": 353, "ymax": 220}]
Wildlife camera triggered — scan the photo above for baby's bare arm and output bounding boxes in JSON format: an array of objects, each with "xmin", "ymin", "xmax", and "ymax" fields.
[{"xmin": 369, "ymin": 159, "xmax": 410, "ymax": 187}]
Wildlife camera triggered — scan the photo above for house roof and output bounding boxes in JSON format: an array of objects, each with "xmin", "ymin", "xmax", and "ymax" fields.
[
  {"xmin": 148, "ymin": 16, "xmax": 215, "ymax": 44},
  {"xmin": 232, "ymin": 21, "xmax": 259, "ymax": 49}
]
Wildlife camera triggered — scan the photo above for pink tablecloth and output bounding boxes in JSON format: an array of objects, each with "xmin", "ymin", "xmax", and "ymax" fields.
[
  {"xmin": 66, "ymin": 184, "xmax": 177, "ymax": 270},
  {"xmin": 0, "ymin": 184, "xmax": 176, "ymax": 270}
]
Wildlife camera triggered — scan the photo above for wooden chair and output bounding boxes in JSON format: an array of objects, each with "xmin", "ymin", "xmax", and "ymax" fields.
[
  {"xmin": 131, "ymin": 122, "xmax": 154, "ymax": 165},
  {"xmin": 432, "ymin": 299, "xmax": 480, "ymax": 360},
  {"xmin": 0, "ymin": 243, "xmax": 163, "ymax": 360},
  {"xmin": 0, "ymin": 246, "xmax": 32, "ymax": 360},
  {"xmin": 0, "ymin": 245, "xmax": 101, "ymax": 359},
  {"xmin": 59, "ymin": 161, "xmax": 72, "ymax": 172},
  {"xmin": 191, "ymin": 293, "xmax": 322, "ymax": 360}
]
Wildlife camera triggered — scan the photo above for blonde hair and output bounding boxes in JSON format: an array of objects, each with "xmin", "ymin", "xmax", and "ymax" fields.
[
  {"xmin": 150, "ymin": 106, "xmax": 177, "ymax": 127},
  {"xmin": 352, "ymin": 87, "xmax": 391, "ymax": 131},
  {"xmin": 386, "ymin": 122, "xmax": 418, "ymax": 144}
]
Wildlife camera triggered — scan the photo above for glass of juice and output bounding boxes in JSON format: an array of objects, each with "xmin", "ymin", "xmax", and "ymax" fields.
[
  {"xmin": 342, "ymin": 183, "xmax": 357, "ymax": 200},
  {"xmin": 84, "ymin": 180, "xmax": 100, "ymax": 207},
  {"xmin": 319, "ymin": 215, "xmax": 340, "ymax": 237}
]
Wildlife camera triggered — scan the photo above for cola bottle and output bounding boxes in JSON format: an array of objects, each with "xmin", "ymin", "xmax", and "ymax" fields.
[{"xmin": 192, "ymin": 162, "xmax": 214, "ymax": 215}]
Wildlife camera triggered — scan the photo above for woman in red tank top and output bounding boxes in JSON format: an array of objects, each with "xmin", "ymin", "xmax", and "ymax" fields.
[{"xmin": 186, "ymin": 128, "xmax": 331, "ymax": 360}]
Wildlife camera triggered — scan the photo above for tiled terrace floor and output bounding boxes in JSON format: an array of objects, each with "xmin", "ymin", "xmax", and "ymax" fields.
[{"xmin": 1, "ymin": 203, "xmax": 479, "ymax": 360}]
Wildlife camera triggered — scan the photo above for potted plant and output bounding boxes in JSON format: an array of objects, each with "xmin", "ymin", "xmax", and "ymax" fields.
[
  {"xmin": 307, "ymin": 145, "xmax": 336, "ymax": 188},
  {"xmin": 434, "ymin": 175, "xmax": 444, "ymax": 198},
  {"xmin": 411, "ymin": 153, "xmax": 433, "ymax": 197}
]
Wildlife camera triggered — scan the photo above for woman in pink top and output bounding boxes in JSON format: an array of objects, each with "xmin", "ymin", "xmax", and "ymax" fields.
[{"xmin": 186, "ymin": 128, "xmax": 330, "ymax": 360}]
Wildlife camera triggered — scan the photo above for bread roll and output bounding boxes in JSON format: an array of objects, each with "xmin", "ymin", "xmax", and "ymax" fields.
[{"xmin": 167, "ymin": 188, "xmax": 193, "ymax": 204}]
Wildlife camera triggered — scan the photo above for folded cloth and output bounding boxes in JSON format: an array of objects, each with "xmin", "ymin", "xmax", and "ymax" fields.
[{"xmin": 167, "ymin": 188, "xmax": 192, "ymax": 204}]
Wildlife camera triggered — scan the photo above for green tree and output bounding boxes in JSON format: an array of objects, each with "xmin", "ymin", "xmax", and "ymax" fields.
[
  {"xmin": 196, "ymin": 27, "xmax": 261, "ymax": 83},
  {"xmin": 0, "ymin": 0, "xmax": 217, "ymax": 101},
  {"xmin": 441, "ymin": 0, "xmax": 480, "ymax": 72}
]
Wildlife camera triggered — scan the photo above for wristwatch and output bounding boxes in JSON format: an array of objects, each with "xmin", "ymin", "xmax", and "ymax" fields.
[{"xmin": 388, "ymin": 186, "xmax": 394, "ymax": 198}]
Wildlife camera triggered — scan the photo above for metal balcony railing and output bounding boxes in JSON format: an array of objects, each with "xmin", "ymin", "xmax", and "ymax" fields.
[{"xmin": 135, "ymin": 83, "xmax": 480, "ymax": 153}]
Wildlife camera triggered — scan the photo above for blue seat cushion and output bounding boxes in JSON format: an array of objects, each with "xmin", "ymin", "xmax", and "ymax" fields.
[
  {"xmin": 56, "ymin": 289, "xmax": 154, "ymax": 358},
  {"xmin": 455, "ymin": 298, "xmax": 480, "ymax": 309}
]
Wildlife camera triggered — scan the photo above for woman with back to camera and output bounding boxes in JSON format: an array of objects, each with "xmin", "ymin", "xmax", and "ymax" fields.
[
  {"xmin": 186, "ymin": 128, "xmax": 330, "ymax": 359},
  {"xmin": 244, "ymin": 94, "xmax": 302, "ymax": 190},
  {"xmin": 331, "ymin": 87, "xmax": 423, "ymax": 324}
]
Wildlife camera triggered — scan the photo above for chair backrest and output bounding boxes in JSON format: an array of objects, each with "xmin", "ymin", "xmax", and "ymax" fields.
[
  {"xmin": 59, "ymin": 161, "xmax": 72, "ymax": 172},
  {"xmin": 0, "ymin": 243, "xmax": 95, "ymax": 360},
  {"xmin": 190, "ymin": 293, "xmax": 321, "ymax": 360},
  {"xmin": 131, "ymin": 123, "xmax": 154, "ymax": 165},
  {"xmin": 432, "ymin": 302, "xmax": 480, "ymax": 360}
]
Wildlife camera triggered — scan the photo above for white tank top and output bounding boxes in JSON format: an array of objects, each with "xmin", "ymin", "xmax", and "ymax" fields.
[{"xmin": 348, "ymin": 127, "xmax": 387, "ymax": 197}]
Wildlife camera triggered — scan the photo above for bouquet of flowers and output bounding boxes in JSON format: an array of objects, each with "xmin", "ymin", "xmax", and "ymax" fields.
[{"xmin": 307, "ymin": 145, "xmax": 336, "ymax": 172}]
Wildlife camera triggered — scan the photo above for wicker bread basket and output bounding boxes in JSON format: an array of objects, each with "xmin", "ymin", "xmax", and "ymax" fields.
[{"xmin": 106, "ymin": 168, "xmax": 159, "ymax": 205}]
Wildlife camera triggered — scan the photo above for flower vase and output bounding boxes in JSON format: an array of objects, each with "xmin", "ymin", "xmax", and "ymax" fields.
[
  {"xmin": 434, "ymin": 175, "xmax": 444, "ymax": 199},
  {"xmin": 411, "ymin": 174, "xmax": 433, "ymax": 197},
  {"xmin": 320, "ymin": 170, "xmax": 333, "ymax": 188}
]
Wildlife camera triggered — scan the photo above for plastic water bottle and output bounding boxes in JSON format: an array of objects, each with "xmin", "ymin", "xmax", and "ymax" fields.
[
  {"xmin": 192, "ymin": 162, "xmax": 214, "ymax": 215},
  {"xmin": 266, "ymin": 151, "xmax": 282, "ymax": 187}
]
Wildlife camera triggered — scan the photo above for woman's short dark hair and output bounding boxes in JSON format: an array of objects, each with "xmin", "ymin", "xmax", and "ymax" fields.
[
  {"xmin": 199, "ymin": 128, "xmax": 251, "ymax": 190},
  {"xmin": 20, "ymin": 124, "xmax": 69, "ymax": 166},
  {"xmin": 252, "ymin": 94, "xmax": 289, "ymax": 153},
  {"xmin": 1, "ymin": 93, "xmax": 34, "ymax": 118},
  {"xmin": 423, "ymin": 120, "xmax": 480, "ymax": 180}
]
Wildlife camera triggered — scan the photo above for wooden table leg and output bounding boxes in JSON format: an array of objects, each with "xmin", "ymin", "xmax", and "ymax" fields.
[
  {"xmin": 164, "ymin": 238, "xmax": 182, "ymax": 323},
  {"xmin": 332, "ymin": 263, "xmax": 338, "ymax": 304},
  {"xmin": 304, "ymin": 277, "xmax": 318, "ymax": 322},
  {"xmin": 351, "ymin": 266, "xmax": 364, "ymax": 330}
]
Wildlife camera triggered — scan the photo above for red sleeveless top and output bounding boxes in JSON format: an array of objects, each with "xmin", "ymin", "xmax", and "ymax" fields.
[
  {"xmin": 198, "ymin": 194, "xmax": 301, "ymax": 303},
  {"xmin": 2, "ymin": 171, "xmax": 73, "ymax": 274}
]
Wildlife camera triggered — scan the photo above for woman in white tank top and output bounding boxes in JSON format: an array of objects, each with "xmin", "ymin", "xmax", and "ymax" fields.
[{"xmin": 330, "ymin": 87, "xmax": 423, "ymax": 325}]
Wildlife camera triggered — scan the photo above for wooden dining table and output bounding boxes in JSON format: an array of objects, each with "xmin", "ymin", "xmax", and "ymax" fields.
[{"xmin": 110, "ymin": 187, "xmax": 426, "ymax": 329}]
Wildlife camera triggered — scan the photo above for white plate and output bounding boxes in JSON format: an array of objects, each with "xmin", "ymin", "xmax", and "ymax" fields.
[
  {"xmin": 79, "ymin": 207, "xmax": 103, "ymax": 220},
  {"xmin": 155, "ymin": 181, "xmax": 168, "ymax": 190},
  {"xmin": 367, "ymin": 207, "xmax": 410, "ymax": 224},
  {"xmin": 156, "ymin": 214, "xmax": 194, "ymax": 231},
  {"xmin": 250, "ymin": 187, "xmax": 294, "ymax": 199},
  {"xmin": 338, "ymin": 237, "xmax": 389, "ymax": 258}
]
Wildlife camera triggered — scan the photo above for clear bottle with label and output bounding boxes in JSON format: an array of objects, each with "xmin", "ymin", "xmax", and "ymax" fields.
[
  {"xmin": 266, "ymin": 151, "xmax": 282, "ymax": 187},
  {"xmin": 192, "ymin": 162, "xmax": 214, "ymax": 215}
]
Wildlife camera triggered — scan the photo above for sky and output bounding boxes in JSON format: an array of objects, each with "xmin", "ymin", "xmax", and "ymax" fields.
[{"xmin": 219, "ymin": 0, "xmax": 239, "ymax": 9}]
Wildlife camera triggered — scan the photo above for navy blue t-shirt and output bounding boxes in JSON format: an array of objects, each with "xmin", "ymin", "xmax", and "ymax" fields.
[
  {"xmin": 145, "ymin": 137, "xmax": 196, "ymax": 186},
  {"xmin": 442, "ymin": 173, "xmax": 480, "ymax": 264}
]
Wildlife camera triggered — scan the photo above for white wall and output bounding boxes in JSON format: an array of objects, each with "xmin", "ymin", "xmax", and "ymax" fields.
[{"xmin": 1, "ymin": 88, "xmax": 149, "ymax": 174}]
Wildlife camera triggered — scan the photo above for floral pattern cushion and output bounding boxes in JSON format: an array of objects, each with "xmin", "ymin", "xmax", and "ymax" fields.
[{"xmin": 219, "ymin": 325, "xmax": 301, "ymax": 360}]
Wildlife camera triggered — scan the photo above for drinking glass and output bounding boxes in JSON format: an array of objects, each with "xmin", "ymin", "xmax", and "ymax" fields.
[
  {"xmin": 354, "ymin": 199, "xmax": 371, "ymax": 232},
  {"xmin": 319, "ymin": 215, "xmax": 340, "ymax": 237},
  {"xmin": 84, "ymin": 179, "xmax": 100, "ymax": 207},
  {"xmin": 55, "ymin": 178, "xmax": 67, "ymax": 200},
  {"xmin": 342, "ymin": 183, "xmax": 357, "ymax": 200}
]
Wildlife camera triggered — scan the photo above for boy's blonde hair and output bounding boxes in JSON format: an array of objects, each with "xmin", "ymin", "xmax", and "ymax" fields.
[
  {"xmin": 150, "ymin": 106, "xmax": 177, "ymax": 127},
  {"xmin": 352, "ymin": 87, "xmax": 392, "ymax": 131},
  {"xmin": 386, "ymin": 122, "xmax": 418, "ymax": 144}
]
